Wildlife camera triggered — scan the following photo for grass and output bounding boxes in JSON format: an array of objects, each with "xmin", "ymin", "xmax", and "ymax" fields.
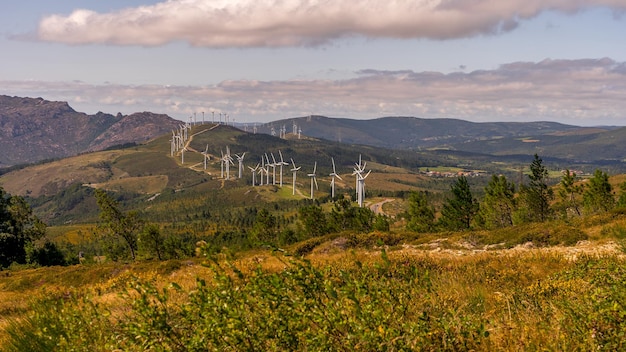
[{"xmin": 2, "ymin": 245, "xmax": 624, "ymax": 350}]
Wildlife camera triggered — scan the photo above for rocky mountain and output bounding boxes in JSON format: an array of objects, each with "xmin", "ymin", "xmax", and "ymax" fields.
[{"xmin": 0, "ymin": 95, "xmax": 181, "ymax": 167}]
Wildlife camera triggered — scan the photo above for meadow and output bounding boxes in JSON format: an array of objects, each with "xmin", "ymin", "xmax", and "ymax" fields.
[{"xmin": 1, "ymin": 219, "xmax": 625, "ymax": 351}]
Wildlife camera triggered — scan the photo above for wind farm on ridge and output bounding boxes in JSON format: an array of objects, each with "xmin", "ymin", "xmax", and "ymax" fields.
[{"xmin": 168, "ymin": 117, "xmax": 373, "ymax": 205}]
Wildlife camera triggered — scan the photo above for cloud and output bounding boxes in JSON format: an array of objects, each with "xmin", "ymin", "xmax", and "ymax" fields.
[
  {"xmin": 35, "ymin": 0, "xmax": 626, "ymax": 47},
  {"xmin": 2, "ymin": 58, "xmax": 626, "ymax": 125}
]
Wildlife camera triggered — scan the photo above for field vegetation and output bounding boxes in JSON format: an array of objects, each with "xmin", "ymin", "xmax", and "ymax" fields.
[{"xmin": 1, "ymin": 126, "xmax": 626, "ymax": 349}]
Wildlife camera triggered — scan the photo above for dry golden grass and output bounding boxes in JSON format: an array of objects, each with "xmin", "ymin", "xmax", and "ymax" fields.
[
  {"xmin": 0, "ymin": 150, "xmax": 137, "ymax": 197},
  {"xmin": 88, "ymin": 175, "xmax": 168, "ymax": 194}
]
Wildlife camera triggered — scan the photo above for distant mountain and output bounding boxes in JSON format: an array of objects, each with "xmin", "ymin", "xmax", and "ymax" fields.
[
  {"xmin": 259, "ymin": 115, "xmax": 589, "ymax": 148},
  {"xmin": 453, "ymin": 126, "xmax": 626, "ymax": 163},
  {"xmin": 0, "ymin": 95, "xmax": 181, "ymax": 167},
  {"xmin": 258, "ymin": 115, "xmax": 623, "ymax": 162}
]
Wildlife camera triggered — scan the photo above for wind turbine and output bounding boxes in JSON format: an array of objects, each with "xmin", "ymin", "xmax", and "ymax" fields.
[
  {"xmin": 236, "ymin": 152, "xmax": 246, "ymax": 179},
  {"xmin": 170, "ymin": 131, "xmax": 176, "ymax": 156},
  {"xmin": 352, "ymin": 155, "xmax": 370, "ymax": 207},
  {"xmin": 220, "ymin": 149, "xmax": 225, "ymax": 178},
  {"xmin": 264, "ymin": 154, "xmax": 271, "ymax": 185},
  {"xmin": 248, "ymin": 163, "xmax": 259, "ymax": 186},
  {"xmin": 202, "ymin": 144, "xmax": 210, "ymax": 170},
  {"xmin": 181, "ymin": 146, "xmax": 188, "ymax": 164},
  {"xmin": 277, "ymin": 150, "xmax": 288, "ymax": 187},
  {"xmin": 354, "ymin": 154, "xmax": 366, "ymax": 198},
  {"xmin": 308, "ymin": 162, "xmax": 318, "ymax": 200},
  {"xmin": 224, "ymin": 146, "xmax": 234, "ymax": 180},
  {"xmin": 329, "ymin": 157, "xmax": 343, "ymax": 198},
  {"xmin": 259, "ymin": 156, "xmax": 265, "ymax": 186},
  {"xmin": 356, "ymin": 170, "xmax": 371, "ymax": 208},
  {"xmin": 270, "ymin": 153, "xmax": 278, "ymax": 185},
  {"xmin": 290, "ymin": 158, "xmax": 301, "ymax": 196}
]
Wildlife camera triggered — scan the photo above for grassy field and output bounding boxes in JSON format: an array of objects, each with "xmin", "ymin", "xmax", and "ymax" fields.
[{"xmin": 1, "ymin": 218, "xmax": 625, "ymax": 350}]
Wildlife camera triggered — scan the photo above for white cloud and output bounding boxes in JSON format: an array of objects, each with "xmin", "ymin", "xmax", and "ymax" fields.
[
  {"xmin": 2, "ymin": 58, "xmax": 626, "ymax": 125},
  {"xmin": 36, "ymin": 0, "xmax": 626, "ymax": 47}
]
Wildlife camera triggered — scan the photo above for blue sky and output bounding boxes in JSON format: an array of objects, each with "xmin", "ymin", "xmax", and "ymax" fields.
[{"xmin": 1, "ymin": 1, "xmax": 626, "ymax": 126}]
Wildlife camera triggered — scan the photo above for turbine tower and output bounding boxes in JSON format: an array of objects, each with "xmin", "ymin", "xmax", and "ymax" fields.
[
  {"xmin": 259, "ymin": 156, "xmax": 265, "ymax": 186},
  {"xmin": 278, "ymin": 150, "xmax": 289, "ymax": 187},
  {"xmin": 202, "ymin": 144, "xmax": 210, "ymax": 170},
  {"xmin": 224, "ymin": 146, "xmax": 234, "ymax": 180},
  {"xmin": 181, "ymin": 146, "xmax": 188, "ymax": 164},
  {"xmin": 270, "ymin": 153, "xmax": 278, "ymax": 185},
  {"xmin": 352, "ymin": 155, "xmax": 371, "ymax": 207},
  {"xmin": 264, "ymin": 154, "xmax": 271, "ymax": 185},
  {"xmin": 308, "ymin": 162, "xmax": 318, "ymax": 200},
  {"xmin": 329, "ymin": 157, "xmax": 343, "ymax": 198},
  {"xmin": 290, "ymin": 158, "xmax": 301, "ymax": 196},
  {"xmin": 248, "ymin": 163, "xmax": 260, "ymax": 186},
  {"xmin": 236, "ymin": 152, "xmax": 246, "ymax": 179}
]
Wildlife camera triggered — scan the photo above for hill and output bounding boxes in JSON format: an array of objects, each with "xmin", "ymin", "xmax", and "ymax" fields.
[
  {"xmin": 453, "ymin": 126, "xmax": 626, "ymax": 163},
  {"xmin": 1, "ymin": 123, "xmax": 466, "ymax": 225},
  {"xmin": 257, "ymin": 115, "xmax": 589, "ymax": 148},
  {"xmin": 256, "ymin": 115, "xmax": 624, "ymax": 164},
  {"xmin": 0, "ymin": 95, "xmax": 181, "ymax": 167}
]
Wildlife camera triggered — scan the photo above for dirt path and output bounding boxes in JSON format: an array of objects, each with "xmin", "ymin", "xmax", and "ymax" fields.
[{"xmin": 370, "ymin": 198, "xmax": 394, "ymax": 215}]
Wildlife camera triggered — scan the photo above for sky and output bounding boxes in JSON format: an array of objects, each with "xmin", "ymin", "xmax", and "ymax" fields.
[{"xmin": 1, "ymin": 1, "xmax": 626, "ymax": 126}]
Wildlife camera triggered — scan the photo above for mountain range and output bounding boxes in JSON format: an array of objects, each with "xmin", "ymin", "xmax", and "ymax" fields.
[
  {"xmin": 2, "ymin": 96, "xmax": 625, "ymax": 169},
  {"xmin": 0, "ymin": 95, "xmax": 180, "ymax": 167},
  {"xmin": 257, "ymin": 115, "xmax": 625, "ymax": 163}
]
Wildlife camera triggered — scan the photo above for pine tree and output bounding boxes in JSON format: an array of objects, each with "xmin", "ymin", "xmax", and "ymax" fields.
[
  {"xmin": 476, "ymin": 175, "xmax": 515, "ymax": 229},
  {"xmin": 438, "ymin": 176, "xmax": 478, "ymax": 231},
  {"xmin": 556, "ymin": 169, "xmax": 584, "ymax": 218},
  {"xmin": 0, "ymin": 187, "xmax": 46, "ymax": 267},
  {"xmin": 406, "ymin": 191, "xmax": 435, "ymax": 233},
  {"xmin": 583, "ymin": 169, "xmax": 614, "ymax": 214},
  {"xmin": 516, "ymin": 154, "xmax": 554, "ymax": 223},
  {"xmin": 94, "ymin": 189, "xmax": 143, "ymax": 261}
]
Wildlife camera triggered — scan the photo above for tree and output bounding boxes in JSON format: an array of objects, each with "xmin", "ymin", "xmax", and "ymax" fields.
[
  {"xmin": 438, "ymin": 176, "xmax": 478, "ymax": 231},
  {"xmin": 556, "ymin": 169, "xmax": 584, "ymax": 218},
  {"xmin": 0, "ymin": 187, "xmax": 46, "ymax": 267},
  {"xmin": 406, "ymin": 191, "xmax": 435, "ymax": 233},
  {"xmin": 140, "ymin": 224, "xmax": 165, "ymax": 260},
  {"xmin": 515, "ymin": 154, "xmax": 554, "ymax": 223},
  {"xmin": 328, "ymin": 198, "xmax": 375, "ymax": 233},
  {"xmin": 476, "ymin": 175, "xmax": 515, "ymax": 229},
  {"xmin": 583, "ymin": 169, "xmax": 614, "ymax": 214},
  {"xmin": 298, "ymin": 205, "xmax": 328, "ymax": 237},
  {"xmin": 253, "ymin": 208, "xmax": 277, "ymax": 243},
  {"xmin": 28, "ymin": 241, "xmax": 67, "ymax": 267},
  {"xmin": 94, "ymin": 189, "xmax": 143, "ymax": 261}
]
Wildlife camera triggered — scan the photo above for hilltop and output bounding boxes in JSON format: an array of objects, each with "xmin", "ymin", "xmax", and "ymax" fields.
[
  {"xmin": 257, "ymin": 115, "xmax": 625, "ymax": 164},
  {"xmin": 0, "ymin": 95, "xmax": 181, "ymax": 167}
]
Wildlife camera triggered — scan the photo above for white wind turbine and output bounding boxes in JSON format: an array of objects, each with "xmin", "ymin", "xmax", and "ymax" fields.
[
  {"xmin": 264, "ymin": 154, "xmax": 271, "ymax": 185},
  {"xmin": 181, "ymin": 146, "xmax": 188, "ymax": 164},
  {"xmin": 259, "ymin": 156, "xmax": 265, "ymax": 186},
  {"xmin": 356, "ymin": 170, "xmax": 371, "ymax": 208},
  {"xmin": 248, "ymin": 163, "xmax": 259, "ymax": 186},
  {"xmin": 290, "ymin": 158, "xmax": 301, "ymax": 195},
  {"xmin": 236, "ymin": 152, "xmax": 246, "ymax": 179},
  {"xmin": 277, "ymin": 150, "xmax": 289, "ymax": 187},
  {"xmin": 270, "ymin": 153, "xmax": 278, "ymax": 185},
  {"xmin": 352, "ymin": 155, "xmax": 371, "ymax": 208},
  {"xmin": 354, "ymin": 154, "xmax": 366, "ymax": 199},
  {"xmin": 329, "ymin": 157, "xmax": 343, "ymax": 198},
  {"xmin": 224, "ymin": 146, "xmax": 234, "ymax": 180},
  {"xmin": 170, "ymin": 132, "xmax": 176, "ymax": 156},
  {"xmin": 220, "ymin": 149, "xmax": 225, "ymax": 178},
  {"xmin": 201, "ymin": 144, "xmax": 210, "ymax": 170},
  {"xmin": 308, "ymin": 162, "xmax": 318, "ymax": 200}
]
